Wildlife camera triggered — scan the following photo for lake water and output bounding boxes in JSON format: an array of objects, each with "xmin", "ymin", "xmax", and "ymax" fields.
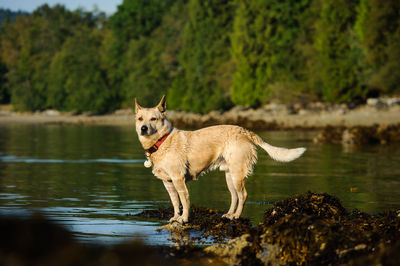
[{"xmin": 1, "ymin": 124, "xmax": 399, "ymax": 245}]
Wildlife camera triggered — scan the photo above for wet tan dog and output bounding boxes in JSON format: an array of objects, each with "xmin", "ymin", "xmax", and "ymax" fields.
[{"xmin": 135, "ymin": 96, "xmax": 306, "ymax": 223}]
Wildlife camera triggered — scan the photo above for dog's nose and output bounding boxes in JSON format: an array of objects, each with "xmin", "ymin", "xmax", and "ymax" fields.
[{"xmin": 141, "ymin": 125, "xmax": 148, "ymax": 132}]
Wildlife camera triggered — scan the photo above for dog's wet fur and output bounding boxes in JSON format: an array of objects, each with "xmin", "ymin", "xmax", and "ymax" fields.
[{"xmin": 135, "ymin": 96, "xmax": 306, "ymax": 223}]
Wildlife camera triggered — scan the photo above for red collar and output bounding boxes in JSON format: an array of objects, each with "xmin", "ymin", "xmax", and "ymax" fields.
[{"xmin": 145, "ymin": 132, "xmax": 170, "ymax": 154}]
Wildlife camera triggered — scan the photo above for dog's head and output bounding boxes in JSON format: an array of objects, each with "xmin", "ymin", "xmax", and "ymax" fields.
[{"xmin": 134, "ymin": 95, "xmax": 172, "ymax": 147}]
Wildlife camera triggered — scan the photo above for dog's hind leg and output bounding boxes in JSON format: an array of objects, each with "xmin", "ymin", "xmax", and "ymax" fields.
[
  {"xmin": 163, "ymin": 180, "xmax": 181, "ymax": 223},
  {"xmin": 172, "ymin": 178, "xmax": 190, "ymax": 223},
  {"xmin": 231, "ymin": 174, "xmax": 247, "ymax": 219},
  {"xmin": 222, "ymin": 171, "xmax": 238, "ymax": 219},
  {"xmin": 223, "ymin": 140, "xmax": 254, "ymax": 219}
]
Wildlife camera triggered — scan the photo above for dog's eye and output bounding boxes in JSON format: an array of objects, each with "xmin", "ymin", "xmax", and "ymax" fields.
[
  {"xmin": 150, "ymin": 117, "xmax": 157, "ymax": 121},
  {"xmin": 138, "ymin": 117, "xmax": 143, "ymax": 121}
]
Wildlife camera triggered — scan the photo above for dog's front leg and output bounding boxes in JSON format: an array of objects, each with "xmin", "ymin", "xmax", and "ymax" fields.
[
  {"xmin": 172, "ymin": 178, "xmax": 190, "ymax": 223},
  {"xmin": 163, "ymin": 180, "xmax": 181, "ymax": 222}
]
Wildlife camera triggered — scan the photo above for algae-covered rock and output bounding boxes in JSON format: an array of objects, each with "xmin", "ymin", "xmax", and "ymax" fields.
[
  {"xmin": 159, "ymin": 222, "xmax": 200, "ymax": 233},
  {"xmin": 260, "ymin": 193, "xmax": 400, "ymax": 265},
  {"xmin": 263, "ymin": 191, "xmax": 348, "ymax": 226},
  {"xmin": 205, "ymin": 233, "xmax": 266, "ymax": 266},
  {"xmin": 135, "ymin": 205, "xmax": 252, "ymax": 243},
  {"xmin": 313, "ymin": 126, "xmax": 345, "ymax": 144},
  {"xmin": 376, "ymin": 124, "xmax": 400, "ymax": 143},
  {"xmin": 132, "ymin": 193, "xmax": 400, "ymax": 265},
  {"xmin": 261, "ymin": 213, "xmax": 363, "ymax": 265},
  {"xmin": 129, "ymin": 192, "xmax": 400, "ymax": 265},
  {"xmin": 205, "ymin": 234, "xmax": 253, "ymax": 265},
  {"xmin": 349, "ymin": 241, "xmax": 400, "ymax": 266},
  {"xmin": 3, "ymin": 193, "xmax": 399, "ymax": 265},
  {"xmin": 261, "ymin": 214, "xmax": 333, "ymax": 265},
  {"xmin": 341, "ymin": 126, "xmax": 381, "ymax": 145},
  {"xmin": 314, "ymin": 124, "xmax": 400, "ymax": 145}
]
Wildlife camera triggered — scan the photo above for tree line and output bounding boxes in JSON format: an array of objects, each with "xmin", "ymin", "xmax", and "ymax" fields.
[{"xmin": 0, "ymin": 0, "xmax": 399, "ymax": 113}]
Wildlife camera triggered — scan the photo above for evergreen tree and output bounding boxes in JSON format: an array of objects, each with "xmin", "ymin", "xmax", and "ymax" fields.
[
  {"xmin": 123, "ymin": 0, "xmax": 187, "ymax": 107},
  {"xmin": 0, "ymin": 5, "xmax": 97, "ymax": 110},
  {"xmin": 230, "ymin": 0, "xmax": 312, "ymax": 106},
  {"xmin": 0, "ymin": 0, "xmax": 399, "ymax": 113},
  {"xmin": 48, "ymin": 26, "xmax": 113, "ymax": 113},
  {"xmin": 0, "ymin": 57, "xmax": 9, "ymax": 103},
  {"xmin": 168, "ymin": 0, "xmax": 234, "ymax": 113},
  {"xmin": 0, "ymin": 14, "xmax": 47, "ymax": 110},
  {"xmin": 358, "ymin": 0, "xmax": 400, "ymax": 94},
  {"xmin": 313, "ymin": 0, "xmax": 365, "ymax": 102},
  {"xmin": 0, "ymin": 8, "xmax": 28, "ymax": 26},
  {"xmin": 109, "ymin": 0, "xmax": 178, "ymax": 109},
  {"xmin": 0, "ymin": 20, "xmax": 9, "ymax": 103},
  {"xmin": 110, "ymin": 0, "xmax": 176, "ymax": 43}
]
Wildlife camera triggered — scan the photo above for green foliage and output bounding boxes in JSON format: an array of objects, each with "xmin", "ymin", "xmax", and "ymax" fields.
[
  {"xmin": 168, "ymin": 0, "xmax": 235, "ymax": 113},
  {"xmin": 230, "ymin": 0, "xmax": 312, "ymax": 106},
  {"xmin": 108, "ymin": 0, "xmax": 180, "ymax": 110},
  {"xmin": 110, "ymin": 0, "xmax": 176, "ymax": 43},
  {"xmin": 359, "ymin": 0, "xmax": 400, "ymax": 94},
  {"xmin": 0, "ymin": 5, "xmax": 101, "ymax": 110},
  {"xmin": 48, "ymin": 26, "xmax": 114, "ymax": 113},
  {"xmin": 0, "ymin": 18, "xmax": 9, "ymax": 103},
  {"xmin": 354, "ymin": 0, "xmax": 369, "ymax": 43},
  {"xmin": 313, "ymin": 0, "xmax": 365, "ymax": 102},
  {"xmin": 122, "ymin": 0, "xmax": 187, "ymax": 108},
  {"xmin": 0, "ymin": 1, "xmax": 399, "ymax": 113},
  {"xmin": 0, "ymin": 8, "xmax": 28, "ymax": 27},
  {"xmin": 0, "ymin": 58, "xmax": 9, "ymax": 103},
  {"xmin": 2, "ymin": 14, "xmax": 49, "ymax": 110}
]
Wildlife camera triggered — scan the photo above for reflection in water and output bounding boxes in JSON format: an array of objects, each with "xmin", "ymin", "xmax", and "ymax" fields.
[{"xmin": 0, "ymin": 124, "xmax": 399, "ymax": 245}]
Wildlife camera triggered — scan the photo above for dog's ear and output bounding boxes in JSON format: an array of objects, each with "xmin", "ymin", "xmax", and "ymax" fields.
[
  {"xmin": 135, "ymin": 98, "xmax": 143, "ymax": 113},
  {"xmin": 156, "ymin": 95, "xmax": 167, "ymax": 113}
]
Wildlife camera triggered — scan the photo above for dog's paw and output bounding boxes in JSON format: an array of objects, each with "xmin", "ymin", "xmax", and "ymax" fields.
[
  {"xmin": 232, "ymin": 214, "xmax": 240, "ymax": 219},
  {"xmin": 169, "ymin": 215, "xmax": 188, "ymax": 224},
  {"xmin": 175, "ymin": 215, "xmax": 188, "ymax": 224},
  {"xmin": 222, "ymin": 213, "xmax": 235, "ymax": 220},
  {"xmin": 169, "ymin": 215, "xmax": 180, "ymax": 223}
]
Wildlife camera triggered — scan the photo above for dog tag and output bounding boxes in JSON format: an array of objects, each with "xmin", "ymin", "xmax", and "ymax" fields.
[{"xmin": 144, "ymin": 159, "xmax": 152, "ymax": 168}]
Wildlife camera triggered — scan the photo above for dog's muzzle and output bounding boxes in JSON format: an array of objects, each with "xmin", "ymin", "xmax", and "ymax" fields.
[{"xmin": 141, "ymin": 125, "xmax": 148, "ymax": 135}]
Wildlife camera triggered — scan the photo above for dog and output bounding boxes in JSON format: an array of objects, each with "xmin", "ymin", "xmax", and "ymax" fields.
[{"xmin": 134, "ymin": 96, "xmax": 306, "ymax": 223}]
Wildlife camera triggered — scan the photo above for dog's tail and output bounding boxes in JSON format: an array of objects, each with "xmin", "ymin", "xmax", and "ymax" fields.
[{"xmin": 246, "ymin": 130, "xmax": 306, "ymax": 162}]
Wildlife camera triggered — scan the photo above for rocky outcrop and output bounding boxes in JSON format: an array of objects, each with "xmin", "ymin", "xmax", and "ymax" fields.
[
  {"xmin": 204, "ymin": 192, "xmax": 400, "ymax": 265},
  {"xmin": 133, "ymin": 192, "xmax": 400, "ymax": 265},
  {"xmin": 204, "ymin": 234, "xmax": 254, "ymax": 265}
]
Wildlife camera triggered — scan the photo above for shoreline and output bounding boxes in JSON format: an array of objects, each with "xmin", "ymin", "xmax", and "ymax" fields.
[{"xmin": 1, "ymin": 98, "xmax": 400, "ymax": 129}]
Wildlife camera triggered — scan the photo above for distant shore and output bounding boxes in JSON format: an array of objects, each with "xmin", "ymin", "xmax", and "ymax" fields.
[{"xmin": 1, "ymin": 97, "xmax": 400, "ymax": 129}]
